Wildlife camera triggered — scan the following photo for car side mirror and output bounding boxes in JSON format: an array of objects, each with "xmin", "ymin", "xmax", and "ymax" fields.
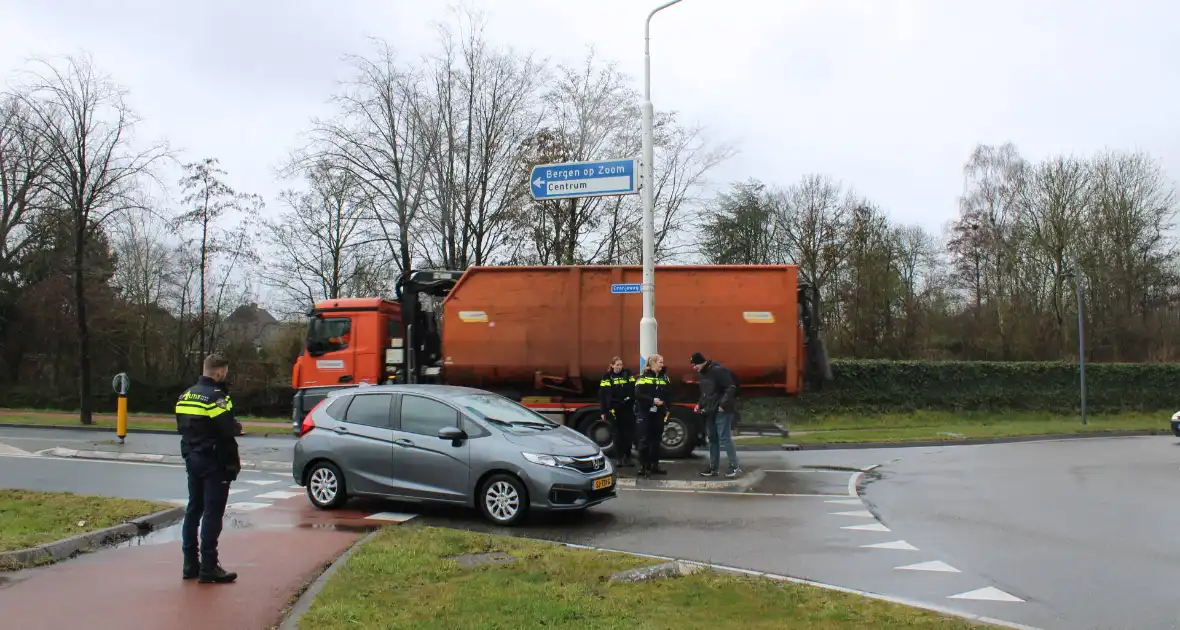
[{"xmin": 437, "ymin": 426, "xmax": 467, "ymax": 445}]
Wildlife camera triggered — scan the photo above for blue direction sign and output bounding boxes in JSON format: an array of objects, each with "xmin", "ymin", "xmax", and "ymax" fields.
[
  {"xmin": 530, "ymin": 158, "xmax": 639, "ymax": 200},
  {"xmin": 611, "ymin": 283, "xmax": 642, "ymax": 294}
]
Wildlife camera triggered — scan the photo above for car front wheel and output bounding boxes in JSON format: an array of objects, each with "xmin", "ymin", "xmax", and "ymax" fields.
[
  {"xmin": 305, "ymin": 461, "xmax": 348, "ymax": 509},
  {"xmin": 478, "ymin": 473, "xmax": 529, "ymax": 526}
]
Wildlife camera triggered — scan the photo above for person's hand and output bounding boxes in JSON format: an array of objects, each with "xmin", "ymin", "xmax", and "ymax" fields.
[
  {"xmin": 654, "ymin": 398, "xmax": 663, "ymax": 405},
  {"xmin": 718, "ymin": 406, "xmax": 724, "ymax": 412},
  {"xmin": 601, "ymin": 414, "xmax": 608, "ymax": 422},
  {"xmin": 693, "ymin": 404, "xmax": 700, "ymax": 413}
]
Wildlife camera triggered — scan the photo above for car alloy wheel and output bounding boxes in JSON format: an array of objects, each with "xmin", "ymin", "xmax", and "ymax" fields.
[
  {"xmin": 306, "ymin": 462, "xmax": 346, "ymax": 509},
  {"xmin": 479, "ymin": 474, "xmax": 528, "ymax": 526}
]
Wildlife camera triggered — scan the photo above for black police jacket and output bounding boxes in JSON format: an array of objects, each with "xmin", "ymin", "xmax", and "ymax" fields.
[
  {"xmin": 633, "ymin": 368, "xmax": 672, "ymax": 419},
  {"xmin": 598, "ymin": 368, "xmax": 635, "ymax": 410},
  {"xmin": 175, "ymin": 375, "xmax": 242, "ymax": 479}
]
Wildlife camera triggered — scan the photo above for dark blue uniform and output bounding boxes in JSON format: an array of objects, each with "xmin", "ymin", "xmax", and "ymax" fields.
[
  {"xmin": 175, "ymin": 375, "xmax": 241, "ymax": 581},
  {"xmin": 598, "ymin": 367, "xmax": 636, "ymax": 466},
  {"xmin": 633, "ymin": 367, "xmax": 671, "ymax": 476}
]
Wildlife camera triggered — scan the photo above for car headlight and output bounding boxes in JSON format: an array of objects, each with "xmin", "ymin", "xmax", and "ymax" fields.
[
  {"xmin": 522, "ymin": 452, "xmax": 575, "ymax": 467},
  {"xmin": 1172, "ymin": 411, "xmax": 1180, "ymax": 422}
]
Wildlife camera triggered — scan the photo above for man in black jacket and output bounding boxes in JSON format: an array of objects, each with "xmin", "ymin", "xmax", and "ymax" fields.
[
  {"xmin": 690, "ymin": 352, "xmax": 742, "ymax": 478},
  {"xmin": 176, "ymin": 354, "xmax": 241, "ymax": 584}
]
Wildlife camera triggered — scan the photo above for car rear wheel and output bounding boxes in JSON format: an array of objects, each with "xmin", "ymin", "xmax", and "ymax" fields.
[
  {"xmin": 478, "ymin": 473, "xmax": 529, "ymax": 526},
  {"xmin": 305, "ymin": 461, "xmax": 348, "ymax": 510}
]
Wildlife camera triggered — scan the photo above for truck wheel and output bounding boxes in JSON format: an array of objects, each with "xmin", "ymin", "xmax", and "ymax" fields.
[
  {"xmin": 575, "ymin": 408, "xmax": 617, "ymax": 456},
  {"xmin": 660, "ymin": 407, "xmax": 697, "ymax": 459}
]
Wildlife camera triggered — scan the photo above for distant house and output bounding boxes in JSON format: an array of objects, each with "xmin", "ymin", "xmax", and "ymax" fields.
[{"xmin": 221, "ymin": 303, "xmax": 297, "ymax": 351}]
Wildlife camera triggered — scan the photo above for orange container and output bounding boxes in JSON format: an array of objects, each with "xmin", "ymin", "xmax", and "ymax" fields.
[{"xmin": 439, "ymin": 265, "xmax": 805, "ymax": 397}]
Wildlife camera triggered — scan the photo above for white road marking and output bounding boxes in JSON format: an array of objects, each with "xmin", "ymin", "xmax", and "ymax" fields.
[
  {"xmin": 238, "ymin": 479, "xmax": 280, "ymax": 486},
  {"xmin": 829, "ymin": 510, "xmax": 875, "ymax": 518},
  {"xmin": 862, "ymin": 540, "xmax": 919, "ymax": 550},
  {"xmin": 255, "ymin": 490, "xmax": 302, "ymax": 500},
  {"xmin": 3, "ymin": 453, "xmax": 185, "ymax": 469},
  {"xmin": 847, "ymin": 471, "xmax": 864, "ymax": 497},
  {"xmin": 948, "ymin": 587, "xmax": 1025, "ymax": 603},
  {"xmin": 365, "ymin": 511, "xmax": 417, "ymax": 523},
  {"xmin": 163, "ymin": 499, "xmax": 188, "ymax": 506},
  {"xmin": 895, "ymin": 560, "xmax": 960, "ymax": 572},
  {"xmin": 269, "ymin": 472, "xmax": 291, "ymax": 477},
  {"xmin": 227, "ymin": 488, "xmax": 248, "ymax": 495},
  {"xmin": 0, "ymin": 442, "xmax": 31, "ymax": 456},
  {"xmin": 288, "ymin": 485, "xmax": 303, "ymax": 490},
  {"xmin": 226, "ymin": 502, "xmax": 271, "ymax": 512},
  {"xmin": 762, "ymin": 469, "xmax": 852, "ymax": 474},
  {"xmin": 841, "ymin": 522, "xmax": 890, "ymax": 532},
  {"xmin": 618, "ymin": 487, "xmax": 843, "ymax": 498},
  {"xmin": 824, "ymin": 498, "xmax": 863, "ymax": 505}
]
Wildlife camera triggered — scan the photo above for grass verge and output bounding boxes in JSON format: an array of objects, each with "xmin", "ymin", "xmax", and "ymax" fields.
[
  {"xmin": 0, "ymin": 489, "xmax": 170, "ymax": 556},
  {"xmin": 739, "ymin": 410, "xmax": 1168, "ymax": 446},
  {"xmin": 0, "ymin": 409, "xmax": 289, "ymax": 433},
  {"xmin": 299, "ymin": 525, "xmax": 983, "ymax": 630}
]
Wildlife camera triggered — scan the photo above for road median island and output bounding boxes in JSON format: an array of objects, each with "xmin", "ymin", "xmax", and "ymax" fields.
[
  {"xmin": 0, "ymin": 489, "xmax": 178, "ymax": 570},
  {"xmin": 736, "ymin": 410, "xmax": 1167, "ymax": 447},
  {"xmin": 0, "ymin": 408, "xmax": 291, "ymax": 435},
  {"xmin": 293, "ymin": 525, "xmax": 988, "ymax": 630}
]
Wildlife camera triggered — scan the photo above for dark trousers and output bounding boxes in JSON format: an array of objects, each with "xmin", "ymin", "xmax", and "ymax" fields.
[
  {"xmin": 636, "ymin": 410, "xmax": 665, "ymax": 469},
  {"xmin": 609, "ymin": 403, "xmax": 636, "ymax": 460},
  {"xmin": 182, "ymin": 462, "xmax": 230, "ymax": 567}
]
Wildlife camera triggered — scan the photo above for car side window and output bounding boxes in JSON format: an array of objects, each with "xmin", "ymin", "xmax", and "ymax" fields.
[
  {"xmin": 325, "ymin": 396, "xmax": 351, "ymax": 420},
  {"xmin": 343, "ymin": 394, "xmax": 393, "ymax": 429},
  {"xmin": 399, "ymin": 395, "xmax": 459, "ymax": 436}
]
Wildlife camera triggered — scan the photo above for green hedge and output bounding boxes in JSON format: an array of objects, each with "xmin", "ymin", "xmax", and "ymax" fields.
[
  {"xmin": 3, "ymin": 359, "xmax": 1179, "ymax": 419},
  {"xmin": 793, "ymin": 359, "xmax": 1180, "ymax": 413}
]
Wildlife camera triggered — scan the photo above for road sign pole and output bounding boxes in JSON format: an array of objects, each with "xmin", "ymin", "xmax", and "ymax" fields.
[
  {"xmin": 640, "ymin": 0, "xmax": 684, "ymax": 371},
  {"xmin": 112, "ymin": 372, "xmax": 130, "ymax": 444}
]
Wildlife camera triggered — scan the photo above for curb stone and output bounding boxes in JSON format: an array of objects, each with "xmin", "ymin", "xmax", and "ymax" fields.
[
  {"xmin": 35, "ymin": 447, "xmax": 291, "ymax": 472},
  {"xmin": 616, "ymin": 467, "xmax": 766, "ymax": 491},
  {"xmin": 0, "ymin": 507, "xmax": 184, "ymax": 570},
  {"xmin": 278, "ymin": 529, "xmax": 381, "ymax": 630}
]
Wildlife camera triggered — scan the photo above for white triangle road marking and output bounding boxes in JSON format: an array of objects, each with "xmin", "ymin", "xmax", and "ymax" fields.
[
  {"xmin": 226, "ymin": 501, "xmax": 271, "ymax": 512},
  {"xmin": 948, "ymin": 586, "xmax": 1024, "ymax": 603},
  {"xmin": 255, "ymin": 490, "xmax": 302, "ymax": 500},
  {"xmin": 829, "ymin": 510, "xmax": 875, "ymax": 518},
  {"xmin": 0, "ymin": 442, "xmax": 31, "ymax": 456},
  {"xmin": 824, "ymin": 498, "xmax": 862, "ymax": 505},
  {"xmin": 238, "ymin": 479, "xmax": 279, "ymax": 486},
  {"xmin": 862, "ymin": 540, "xmax": 919, "ymax": 550},
  {"xmin": 895, "ymin": 560, "xmax": 959, "ymax": 572},
  {"xmin": 365, "ymin": 512, "xmax": 417, "ymax": 523},
  {"xmin": 841, "ymin": 522, "xmax": 890, "ymax": 532}
]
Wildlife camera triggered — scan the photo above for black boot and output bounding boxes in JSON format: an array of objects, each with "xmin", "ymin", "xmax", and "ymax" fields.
[
  {"xmin": 182, "ymin": 551, "xmax": 199, "ymax": 580},
  {"xmin": 649, "ymin": 463, "xmax": 668, "ymax": 476},
  {"xmin": 198, "ymin": 553, "xmax": 238, "ymax": 584}
]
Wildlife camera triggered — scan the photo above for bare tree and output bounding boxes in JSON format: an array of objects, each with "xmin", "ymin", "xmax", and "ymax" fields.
[
  {"xmin": 175, "ymin": 157, "xmax": 259, "ymax": 359},
  {"xmin": 110, "ymin": 207, "xmax": 177, "ymax": 374},
  {"xmin": 0, "ymin": 92, "xmax": 53, "ymax": 281},
  {"xmin": 779, "ymin": 173, "xmax": 852, "ymax": 294},
  {"xmin": 417, "ymin": 6, "xmax": 546, "ymax": 269},
  {"xmin": 16, "ymin": 53, "xmax": 168, "ymax": 424},
  {"xmin": 258, "ymin": 158, "xmax": 393, "ymax": 314},
  {"xmin": 299, "ymin": 39, "xmax": 438, "ymax": 276}
]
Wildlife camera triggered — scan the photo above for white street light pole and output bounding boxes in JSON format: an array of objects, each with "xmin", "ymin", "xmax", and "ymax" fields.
[{"xmin": 640, "ymin": 0, "xmax": 684, "ymax": 369}]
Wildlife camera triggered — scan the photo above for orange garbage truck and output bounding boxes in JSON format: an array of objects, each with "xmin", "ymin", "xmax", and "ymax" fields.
[{"xmin": 290, "ymin": 264, "xmax": 831, "ymax": 459}]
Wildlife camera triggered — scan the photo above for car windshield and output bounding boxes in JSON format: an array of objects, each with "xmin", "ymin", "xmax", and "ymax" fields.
[{"xmin": 452, "ymin": 393, "xmax": 557, "ymax": 429}]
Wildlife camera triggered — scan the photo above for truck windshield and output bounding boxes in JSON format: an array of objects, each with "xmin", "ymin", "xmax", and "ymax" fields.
[
  {"xmin": 452, "ymin": 393, "xmax": 557, "ymax": 427},
  {"xmin": 306, "ymin": 316, "xmax": 351, "ymax": 356}
]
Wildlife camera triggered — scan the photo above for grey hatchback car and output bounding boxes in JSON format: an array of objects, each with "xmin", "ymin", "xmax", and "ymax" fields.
[{"xmin": 291, "ymin": 384, "xmax": 616, "ymax": 526}]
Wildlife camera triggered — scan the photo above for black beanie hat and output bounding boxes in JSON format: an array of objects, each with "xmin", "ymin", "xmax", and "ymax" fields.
[{"xmin": 690, "ymin": 352, "xmax": 707, "ymax": 365}]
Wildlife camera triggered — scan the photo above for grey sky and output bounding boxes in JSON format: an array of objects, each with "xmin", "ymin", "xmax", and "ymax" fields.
[{"xmin": 2, "ymin": 0, "xmax": 1178, "ymax": 241}]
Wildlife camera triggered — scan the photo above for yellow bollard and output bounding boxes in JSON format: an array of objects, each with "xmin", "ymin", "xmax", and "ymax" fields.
[
  {"xmin": 112, "ymin": 372, "xmax": 130, "ymax": 444},
  {"xmin": 116, "ymin": 395, "xmax": 128, "ymax": 443}
]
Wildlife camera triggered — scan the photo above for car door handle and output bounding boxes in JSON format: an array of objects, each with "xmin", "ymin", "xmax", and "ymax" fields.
[
  {"xmin": 333, "ymin": 426, "xmax": 350, "ymax": 434},
  {"xmin": 394, "ymin": 438, "xmax": 414, "ymax": 447}
]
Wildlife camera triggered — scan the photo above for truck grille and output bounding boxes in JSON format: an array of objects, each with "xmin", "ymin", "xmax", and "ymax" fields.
[{"xmin": 563, "ymin": 454, "xmax": 607, "ymax": 474}]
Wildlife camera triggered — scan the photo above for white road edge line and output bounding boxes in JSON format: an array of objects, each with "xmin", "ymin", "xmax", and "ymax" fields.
[
  {"xmin": 533, "ymin": 539, "xmax": 1043, "ymax": 630},
  {"xmin": 617, "ymin": 488, "xmax": 842, "ymax": 498}
]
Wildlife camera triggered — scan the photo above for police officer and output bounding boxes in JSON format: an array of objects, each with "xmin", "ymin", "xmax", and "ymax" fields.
[
  {"xmin": 176, "ymin": 353, "xmax": 241, "ymax": 583},
  {"xmin": 633, "ymin": 354, "xmax": 670, "ymax": 478},
  {"xmin": 598, "ymin": 356, "xmax": 636, "ymax": 467}
]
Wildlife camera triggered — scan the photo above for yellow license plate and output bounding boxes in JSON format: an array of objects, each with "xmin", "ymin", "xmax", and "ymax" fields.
[{"xmin": 593, "ymin": 475, "xmax": 614, "ymax": 490}]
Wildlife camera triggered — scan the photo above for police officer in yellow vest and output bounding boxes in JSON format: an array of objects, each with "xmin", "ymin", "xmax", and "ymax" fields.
[
  {"xmin": 598, "ymin": 356, "xmax": 636, "ymax": 467},
  {"xmin": 176, "ymin": 354, "xmax": 241, "ymax": 584},
  {"xmin": 633, "ymin": 354, "xmax": 671, "ymax": 478}
]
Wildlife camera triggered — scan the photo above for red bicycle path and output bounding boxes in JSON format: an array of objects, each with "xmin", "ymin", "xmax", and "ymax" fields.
[{"xmin": 0, "ymin": 501, "xmax": 382, "ymax": 630}]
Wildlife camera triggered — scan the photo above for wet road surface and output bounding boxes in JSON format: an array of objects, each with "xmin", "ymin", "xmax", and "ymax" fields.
[{"xmin": 863, "ymin": 435, "xmax": 1180, "ymax": 630}]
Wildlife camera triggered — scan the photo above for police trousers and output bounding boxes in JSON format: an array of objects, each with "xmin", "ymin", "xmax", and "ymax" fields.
[
  {"xmin": 182, "ymin": 460, "xmax": 231, "ymax": 566},
  {"xmin": 636, "ymin": 409, "xmax": 666, "ymax": 468},
  {"xmin": 607, "ymin": 402, "xmax": 635, "ymax": 460}
]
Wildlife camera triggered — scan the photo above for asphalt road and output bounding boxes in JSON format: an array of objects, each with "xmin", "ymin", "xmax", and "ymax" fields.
[
  {"xmin": 862, "ymin": 435, "xmax": 1180, "ymax": 630},
  {"xmin": 0, "ymin": 426, "xmax": 294, "ymax": 462},
  {"xmin": 7, "ymin": 429, "xmax": 1177, "ymax": 629}
]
